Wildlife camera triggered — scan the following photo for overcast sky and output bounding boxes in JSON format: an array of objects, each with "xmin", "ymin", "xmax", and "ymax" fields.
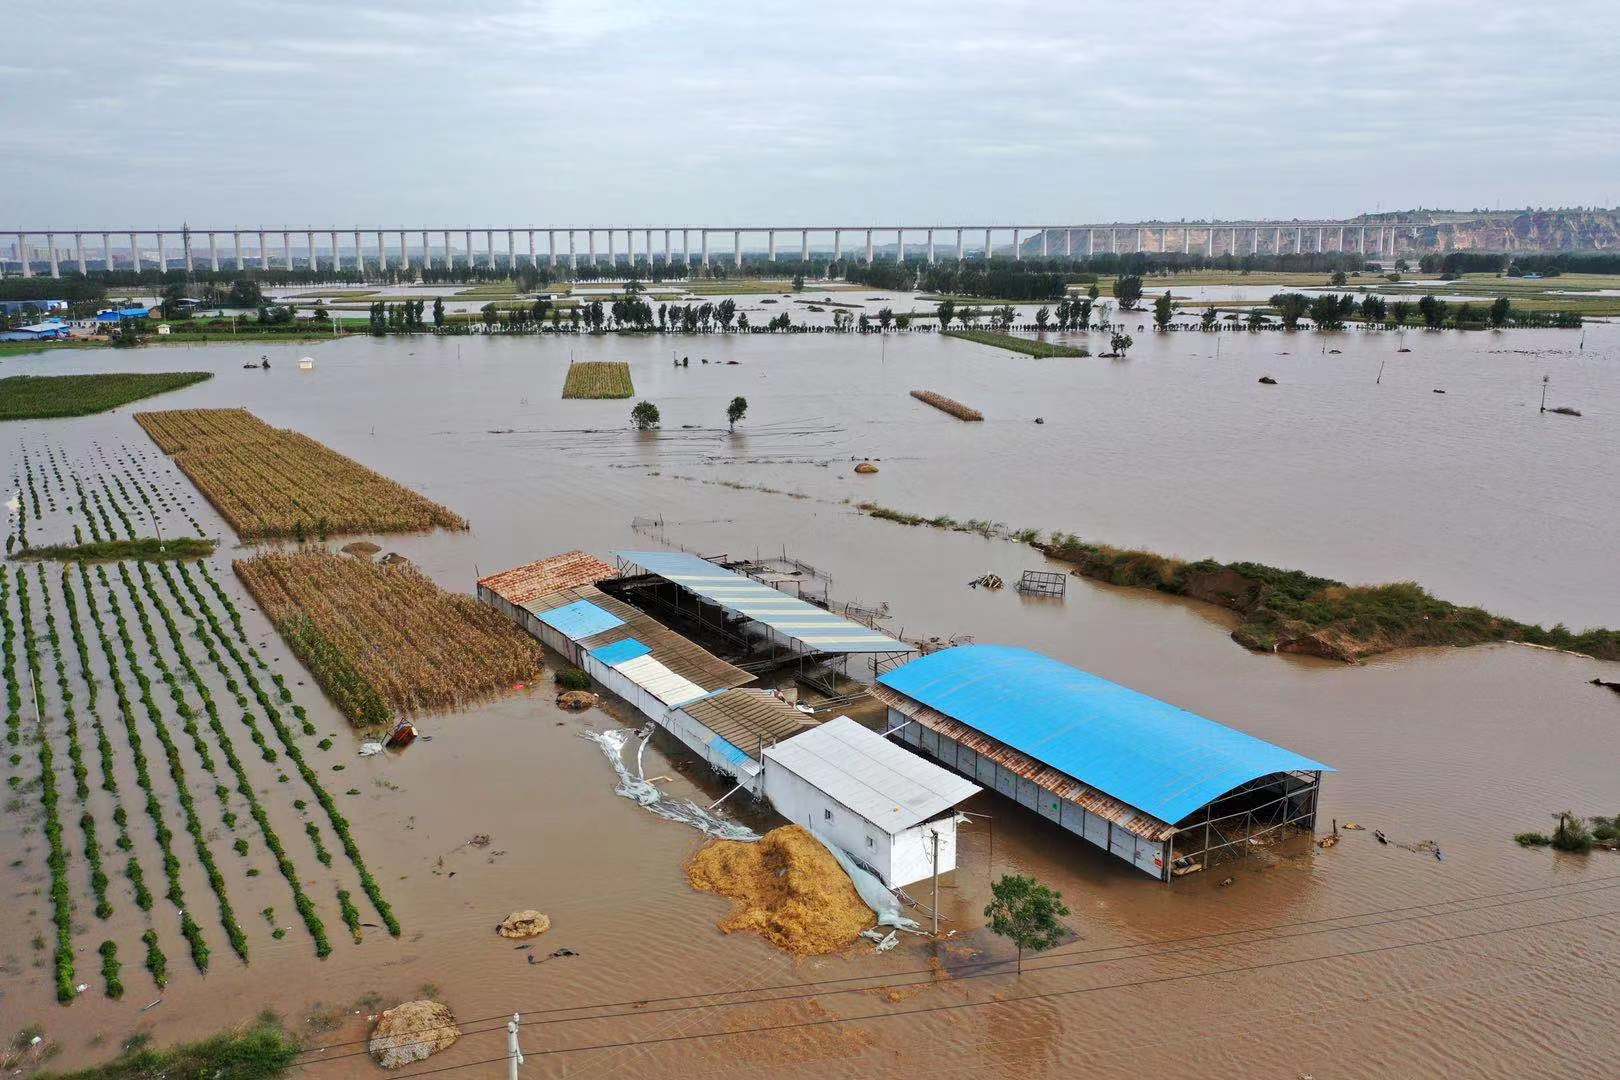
[{"xmin": 8, "ymin": 0, "xmax": 1618, "ymax": 227}]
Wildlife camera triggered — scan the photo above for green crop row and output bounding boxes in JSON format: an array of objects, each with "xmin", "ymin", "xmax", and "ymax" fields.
[
  {"xmin": 175, "ymin": 561, "xmax": 400, "ymax": 935},
  {"xmin": 147, "ymin": 563, "xmax": 332, "ymax": 958},
  {"xmin": 14, "ymin": 570, "xmax": 76, "ymax": 1002},
  {"xmin": 99, "ymin": 940, "xmax": 124, "ymax": 999},
  {"xmin": 93, "ymin": 564, "xmax": 214, "ymax": 971}
]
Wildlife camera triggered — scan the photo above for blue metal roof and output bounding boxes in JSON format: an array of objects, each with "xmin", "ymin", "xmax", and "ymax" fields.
[
  {"xmin": 613, "ymin": 550, "xmax": 914, "ymax": 654},
  {"xmin": 589, "ymin": 637, "xmax": 653, "ymax": 666},
  {"xmin": 537, "ymin": 599, "xmax": 624, "ymax": 641},
  {"xmin": 877, "ymin": 644, "xmax": 1332, "ymax": 825}
]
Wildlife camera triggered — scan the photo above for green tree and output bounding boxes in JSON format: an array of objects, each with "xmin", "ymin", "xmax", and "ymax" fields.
[
  {"xmin": 1270, "ymin": 292, "xmax": 1310, "ymax": 330},
  {"xmin": 432, "ymin": 297, "xmax": 444, "ymax": 327},
  {"xmin": 791, "ymin": 273, "xmax": 805, "ymax": 292},
  {"xmin": 984, "ymin": 873, "xmax": 1069, "ymax": 973},
  {"xmin": 1489, "ymin": 297, "xmax": 1511, "ymax": 327},
  {"xmin": 630, "ymin": 401, "xmax": 661, "ymax": 430},
  {"xmin": 1075, "ymin": 298, "xmax": 1093, "ymax": 327},
  {"xmin": 1152, "ymin": 291, "xmax": 1173, "ymax": 330},
  {"xmin": 1034, "ymin": 306, "xmax": 1049, "ymax": 331},
  {"xmin": 1200, "ymin": 306, "xmax": 1217, "ymax": 330},
  {"xmin": 1418, "ymin": 294, "xmax": 1446, "ymax": 328},
  {"xmin": 936, "ymin": 299, "xmax": 955, "ymax": 329},
  {"xmin": 1108, "ymin": 331, "xmax": 1134, "ymax": 357},
  {"xmin": 1086, "ymin": 283, "xmax": 1100, "ymax": 301},
  {"xmin": 1329, "ymin": 270, "xmax": 1348, "ymax": 287},
  {"xmin": 726, "ymin": 396, "xmax": 748, "ymax": 431},
  {"xmin": 226, "ymin": 279, "xmax": 263, "ymax": 307},
  {"xmin": 1390, "ymin": 300, "xmax": 1412, "ymax": 326},
  {"xmin": 1113, "ymin": 275, "xmax": 1143, "ymax": 310},
  {"xmin": 1308, "ymin": 293, "xmax": 1345, "ymax": 330}
]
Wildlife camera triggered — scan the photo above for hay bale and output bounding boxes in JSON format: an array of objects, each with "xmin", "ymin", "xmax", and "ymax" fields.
[
  {"xmin": 369, "ymin": 1001, "xmax": 459, "ymax": 1069},
  {"xmin": 854, "ymin": 461, "xmax": 879, "ymax": 475},
  {"xmin": 686, "ymin": 825, "xmax": 874, "ymax": 955},
  {"xmin": 341, "ymin": 540, "xmax": 382, "ymax": 558},
  {"xmin": 497, "ymin": 910, "xmax": 551, "ymax": 939},
  {"xmin": 556, "ymin": 690, "xmax": 598, "ymax": 711}
]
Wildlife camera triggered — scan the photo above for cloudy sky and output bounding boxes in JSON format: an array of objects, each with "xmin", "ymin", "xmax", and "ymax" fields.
[{"xmin": 8, "ymin": 0, "xmax": 1618, "ymax": 227}]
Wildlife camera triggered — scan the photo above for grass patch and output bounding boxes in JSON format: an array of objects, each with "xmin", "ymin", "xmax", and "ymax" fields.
[
  {"xmin": 39, "ymin": 1017, "xmax": 300, "ymax": 1080},
  {"xmin": 0, "ymin": 373, "xmax": 213, "ymax": 421},
  {"xmin": 941, "ymin": 329, "xmax": 1088, "ymax": 358},
  {"xmin": 561, "ymin": 361, "xmax": 634, "ymax": 399},
  {"xmin": 11, "ymin": 538, "xmax": 217, "ymax": 562}
]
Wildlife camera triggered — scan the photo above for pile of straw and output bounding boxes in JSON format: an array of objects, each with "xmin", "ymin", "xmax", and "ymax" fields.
[{"xmin": 910, "ymin": 390, "xmax": 984, "ymax": 421}]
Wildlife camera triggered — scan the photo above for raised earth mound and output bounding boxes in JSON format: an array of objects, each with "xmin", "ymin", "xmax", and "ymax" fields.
[
  {"xmin": 369, "ymin": 1000, "xmax": 459, "ymax": 1069},
  {"xmin": 497, "ymin": 910, "xmax": 551, "ymax": 939}
]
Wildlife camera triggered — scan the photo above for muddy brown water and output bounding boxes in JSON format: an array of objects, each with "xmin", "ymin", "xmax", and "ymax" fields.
[{"xmin": 1, "ymin": 311, "xmax": 1617, "ymax": 1078}]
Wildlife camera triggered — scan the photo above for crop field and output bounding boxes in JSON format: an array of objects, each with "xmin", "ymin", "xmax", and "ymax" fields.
[
  {"xmin": 0, "ymin": 372, "xmax": 213, "ymax": 421},
  {"xmin": 941, "ymin": 329, "xmax": 1089, "ymax": 358},
  {"xmin": 134, "ymin": 408, "xmax": 468, "ymax": 540},
  {"xmin": 910, "ymin": 389, "xmax": 984, "ymax": 421},
  {"xmin": 561, "ymin": 360, "xmax": 635, "ymax": 399},
  {"xmin": 0, "ymin": 438, "xmax": 398, "ymax": 1006},
  {"xmin": 233, "ymin": 550, "xmax": 545, "ymax": 727}
]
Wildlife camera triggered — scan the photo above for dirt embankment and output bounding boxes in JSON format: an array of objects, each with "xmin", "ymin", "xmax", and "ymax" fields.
[
  {"xmin": 1035, "ymin": 537, "xmax": 1620, "ymax": 664},
  {"xmin": 687, "ymin": 825, "xmax": 875, "ymax": 955}
]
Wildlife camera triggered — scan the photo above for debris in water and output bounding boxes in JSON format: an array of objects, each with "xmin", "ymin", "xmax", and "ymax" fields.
[
  {"xmin": 969, "ymin": 574, "xmax": 1004, "ymax": 590},
  {"xmin": 1258, "ymin": 376, "xmax": 1278, "ymax": 385},
  {"xmin": 1342, "ymin": 822, "xmax": 1365, "ymax": 830},
  {"xmin": 1375, "ymin": 830, "xmax": 1389, "ymax": 844},
  {"xmin": 496, "ymin": 910, "xmax": 551, "ymax": 939},
  {"xmin": 557, "ymin": 690, "xmax": 598, "ymax": 711},
  {"xmin": 1591, "ymin": 678, "xmax": 1620, "ymax": 695},
  {"xmin": 854, "ymin": 461, "xmax": 879, "ymax": 475},
  {"xmin": 581, "ymin": 728, "xmax": 758, "ymax": 841},
  {"xmin": 1432, "ymin": 389, "xmax": 1446, "ymax": 395},
  {"xmin": 1033, "ymin": 417, "xmax": 1045, "ymax": 424},
  {"xmin": 687, "ymin": 825, "xmax": 875, "ymax": 955},
  {"xmin": 358, "ymin": 742, "xmax": 385, "ymax": 757},
  {"xmin": 385, "ymin": 721, "xmax": 418, "ymax": 748}
]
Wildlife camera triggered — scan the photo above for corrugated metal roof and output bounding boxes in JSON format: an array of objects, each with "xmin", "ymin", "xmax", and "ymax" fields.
[
  {"xmin": 763, "ymin": 716, "xmax": 980, "ymax": 835},
  {"xmin": 873, "ymin": 684, "xmax": 1176, "ymax": 841},
  {"xmin": 536, "ymin": 599, "xmax": 624, "ymax": 641},
  {"xmin": 479, "ymin": 551, "xmax": 617, "ymax": 606},
  {"xmin": 876, "ymin": 645, "xmax": 1332, "ymax": 826},
  {"xmin": 612, "ymin": 550, "xmax": 914, "ymax": 654},
  {"xmin": 589, "ymin": 637, "xmax": 652, "ymax": 666},
  {"xmin": 680, "ymin": 689, "xmax": 813, "ymax": 758},
  {"xmin": 524, "ymin": 585, "xmax": 755, "ymax": 693},
  {"xmin": 612, "ymin": 654, "xmax": 709, "ymax": 708}
]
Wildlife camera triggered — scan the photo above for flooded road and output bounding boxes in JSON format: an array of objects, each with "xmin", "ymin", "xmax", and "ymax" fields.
[{"xmin": 1, "ymin": 306, "xmax": 1616, "ymax": 1077}]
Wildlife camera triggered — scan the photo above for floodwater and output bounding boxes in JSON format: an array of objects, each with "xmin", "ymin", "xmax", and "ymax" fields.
[{"xmin": 0, "ymin": 300, "xmax": 1617, "ymax": 1078}]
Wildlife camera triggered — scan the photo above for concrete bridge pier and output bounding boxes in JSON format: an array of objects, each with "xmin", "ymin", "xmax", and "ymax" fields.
[
  {"xmin": 955, "ymin": 227, "xmax": 964, "ymax": 261},
  {"xmin": 984, "ymin": 227, "xmax": 992, "ymax": 260},
  {"xmin": 1041, "ymin": 229, "xmax": 1048, "ymax": 258},
  {"xmin": 607, "ymin": 229, "xmax": 616, "ymax": 267},
  {"xmin": 733, "ymin": 229, "xmax": 741, "ymax": 268},
  {"xmin": 897, "ymin": 228, "xmax": 905, "ymax": 262},
  {"xmin": 1012, "ymin": 227, "xmax": 1020, "ymax": 261},
  {"xmin": 700, "ymin": 229, "xmax": 708, "ymax": 267},
  {"xmin": 833, "ymin": 229, "xmax": 842, "ymax": 263},
  {"xmin": 74, "ymin": 233, "xmax": 85, "ymax": 275},
  {"xmin": 105, "ymin": 233, "xmax": 115, "ymax": 272},
  {"xmin": 568, "ymin": 230, "xmax": 577, "ymax": 270},
  {"xmin": 865, "ymin": 229, "xmax": 873, "ymax": 263},
  {"xmin": 767, "ymin": 229, "xmax": 776, "ymax": 262},
  {"xmin": 800, "ymin": 228, "xmax": 808, "ymax": 263},
  {"xmin": 155, "ymin": 232, "xmax": 166, "ymax": 273}
]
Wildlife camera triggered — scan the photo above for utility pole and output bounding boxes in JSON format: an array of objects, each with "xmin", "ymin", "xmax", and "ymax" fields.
[
  {"xmin": 1540, "ymin": 374, "xmax": 1549, "ymax": 413},
  {"xmin": 507, "ymin": 1013, "xmax": 523, "ymax": 1079},
  {"xmin": 930, "ymin": 829, "xmax": 940, "ymax": 936}
]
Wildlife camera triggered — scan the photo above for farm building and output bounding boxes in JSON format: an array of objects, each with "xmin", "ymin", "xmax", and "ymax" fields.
[
  {"xmin": 874, "ymin": 645, "xmax": 1331, "ymax": 881},
  {"xmin": 762, "ymin": 715, "xmax": 979, "ymax": 888}
]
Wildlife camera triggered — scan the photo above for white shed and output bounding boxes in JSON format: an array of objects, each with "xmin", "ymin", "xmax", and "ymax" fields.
[{"xmin": 762, "ymin": 716, "xmax": 980, "ymax": 888}]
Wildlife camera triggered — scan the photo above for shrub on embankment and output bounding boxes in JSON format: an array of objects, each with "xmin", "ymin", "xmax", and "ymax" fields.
[{"xmin": 1036, "ymin": 534, "xmax": 1620, "ymax": 663}]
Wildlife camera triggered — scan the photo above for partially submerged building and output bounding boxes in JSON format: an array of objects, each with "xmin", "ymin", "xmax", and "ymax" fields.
[
  {"xmin": 874, "ymin": 644, "xmax": 1331, "ymax": 881},
  {"xmin": 479, "ymin": 550, "xmax": 978, "ymax": 887},
  {"xmin": 763, "ymin": 715, "xmax": 979, "ymax": 888}
]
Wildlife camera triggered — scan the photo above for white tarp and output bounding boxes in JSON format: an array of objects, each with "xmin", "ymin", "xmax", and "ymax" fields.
[
  {"xmin": 807, "ymin": 829, "xmax": 918, "ymax": 930},
  {"xmin": 581, "ymin": 727, "xmax": 758, "ymax": 842}
]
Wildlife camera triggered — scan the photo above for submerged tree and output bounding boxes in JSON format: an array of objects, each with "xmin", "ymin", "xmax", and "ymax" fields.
[
  {"xmin": 1108, "ymin": 331, "xmax": 1134, "ymax": 357},
  {"xmin": 985, "ymin": 873, "xmax": 1069, "ymax": 973},
  {"xmin": 1152, "ymin": 291, "xmax": 1173, "ymax": 330},
  {"xmin": 726, "ymin": 396, "xmax": 748, "ymax": 432},
  {"xmin": 630, "ymin": 401, "xmax": 660, "ymax": 430},
  {"xmin": 1113, "ymin": 275, "xmax": 1143, "ymax": 310}
]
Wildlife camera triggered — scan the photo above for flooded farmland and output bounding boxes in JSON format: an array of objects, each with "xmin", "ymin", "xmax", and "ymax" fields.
[{"xmin": 1, "ymin": 302, "xmax": 1617, "ymax": 1078}]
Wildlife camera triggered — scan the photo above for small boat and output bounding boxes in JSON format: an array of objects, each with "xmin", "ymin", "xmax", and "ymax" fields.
[
  {"xmin": 1374, "ymin": 830, "xmax": 1389, "ymax": 845},
  {"xmin": 385, "ymin": 720, "xmax": 418, "ymax": 748}
]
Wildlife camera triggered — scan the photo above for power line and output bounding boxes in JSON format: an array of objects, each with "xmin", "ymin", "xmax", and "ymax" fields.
[
  {"xmin": 293, "ymin": 873, "xmax": 1620, "ymax": 1054},
  {"xmin": 293, "ymin": 880, "xmax": 1618, "ymax": 1065},
  {"xmin": 371, "ymin": 906, "xmax": 1614, "ymax": 1076}
]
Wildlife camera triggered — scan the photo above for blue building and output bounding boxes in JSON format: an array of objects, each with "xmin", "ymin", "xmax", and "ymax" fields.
[
  {"xmin": 0, "ymin": 299, "xmax": 66, "ymax": 316},
  {"xmin": 874, "ymin": 644, "xmax": 1332, "ymax": 880},
  {"xmin": 95, "ymin": 306, "xmax": 154, "ymax": 323}
]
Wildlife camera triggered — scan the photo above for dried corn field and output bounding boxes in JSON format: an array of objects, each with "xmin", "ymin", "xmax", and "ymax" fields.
[
  {"xmin": 134, "ymin": 408, "xmax": 468, "ymax": 540},
  {"xmin": 561, "ymin": 361, "xmax": 634, "ymax": 399},
  {"xmin": 234, "ymin": 551, "xmax": 544, "ymax": 726},
  {"xmin": 910, "ymin": 390, "xmax": 984, "ymax": 421}
]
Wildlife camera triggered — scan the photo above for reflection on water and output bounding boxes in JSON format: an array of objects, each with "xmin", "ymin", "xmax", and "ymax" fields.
[{"xmin": 1, "ymin": 311, "xmax": 1616, "ymax": 1077}]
